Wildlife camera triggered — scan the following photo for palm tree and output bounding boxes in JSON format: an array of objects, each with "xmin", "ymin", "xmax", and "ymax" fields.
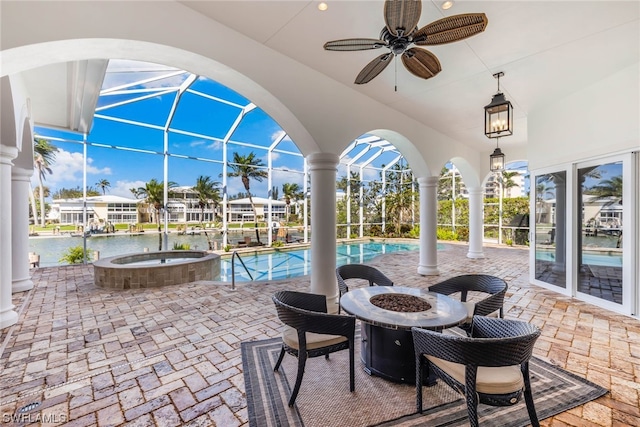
[
  {"xmin": 137, "ymin": 178, "xmax": 177, "ymax": 250},
  {"xmin": 192, "ymin": 175, "xmax": 221, "ymax": 225},
  {"xmin": 282, "ymin": 182, "xmax": 302, "ymax": 223},
  {"xmin": 384, "ymin": 163, "xmax": 414, "ymax": 234},
  {"xmin": 588, "ymin": 175, "xmax": 623, "ymax": 236},
  {"xmin": 498, "ymin": 170, "xmax": 520, "ymax": 198},
  {"xmin": 96, "ymin": 179, "xmax": 111, "ymax": 195},
  {"xmin": 588, "ymin": 176, "xmax": 622, "ymax": 200},
  {"xmin": 535, "ymin": 181, "xmax": 555, "ymax": 223},
  {"xmin": 34, "ymin": 138, "xmax": 58, "ymax": 227},
  {"xmin": 228, "ymin": 152, "xmax": 268, "ymax": 243}
]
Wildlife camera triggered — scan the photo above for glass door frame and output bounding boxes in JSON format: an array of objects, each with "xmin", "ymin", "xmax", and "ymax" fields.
[
  {"xmin": 530, "ymin": 152, "xmax": 638, "ymax": 318},
  {"xmin": 529, "ymin": 164, "xmax": 574, "ymax": 298},
  {"xmin": 574, "ymin": 152, "xmax": 636, "ymax": 316}
]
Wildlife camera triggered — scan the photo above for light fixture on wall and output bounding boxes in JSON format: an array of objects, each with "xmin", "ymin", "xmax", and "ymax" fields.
[{"xmin": 490, "ymin": 138, "xmax": 505, "ymax": 171}]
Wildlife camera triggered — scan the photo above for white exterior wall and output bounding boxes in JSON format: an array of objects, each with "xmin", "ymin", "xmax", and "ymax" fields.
[{"xmin": 528, "ymin": 63, "xmax": 640, "ymax": 169}]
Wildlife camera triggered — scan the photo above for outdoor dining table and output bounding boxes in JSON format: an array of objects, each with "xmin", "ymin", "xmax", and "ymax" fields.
[{"xmin": 339, "ymin": 285, "xmax": 468, "ymax": 384}]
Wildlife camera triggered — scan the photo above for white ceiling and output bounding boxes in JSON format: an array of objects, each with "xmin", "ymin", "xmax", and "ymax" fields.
[{"xmin": 180, "ymin": 0, "xmax": 639, "ymax": 153}]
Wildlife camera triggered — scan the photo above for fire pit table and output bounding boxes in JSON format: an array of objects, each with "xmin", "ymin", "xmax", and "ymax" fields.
[{"xmin": 340, "ymin": 286, "xmax": 468, "ymax": 384}]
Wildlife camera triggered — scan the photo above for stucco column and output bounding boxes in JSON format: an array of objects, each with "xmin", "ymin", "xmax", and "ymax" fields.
[
  {"xmin": 12, "ymin": 166, "xmax": 34, "ymax": 292},
  {"xmin": 417, "ymin": 176, "xmax": 439, "ymax": 276},
  {"xmin": 307, "ymin": 152, "xmax": 339, "ymax": 313},
  {"xmin": 0, "ymin": 145, "xmax": 19, "ymax": 329},
  {"xmin": 467, "ymin": 186, "xmax": 485, "ymax": 259}
]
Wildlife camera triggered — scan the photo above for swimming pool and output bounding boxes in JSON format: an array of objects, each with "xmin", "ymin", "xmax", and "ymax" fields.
[
  {"xmin": 536, "ymin": 250, "xmax": 622, "ymax": 267},
  {"xmin": 219, "ymin": 241, "xmax": 421, "ymax": 282}
]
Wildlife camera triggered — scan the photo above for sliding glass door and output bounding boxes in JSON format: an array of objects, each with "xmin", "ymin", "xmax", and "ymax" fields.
[
  {"xmin": 533, "ymin": 171, "xmax": 567, "ymax": 289},
  {"xmin": 576, "ymin": 154, "xmax": 635, "ymax": 314},
  {"xmin": 532, "ymin": 153, "xmax": 637, "ymax": 316}
]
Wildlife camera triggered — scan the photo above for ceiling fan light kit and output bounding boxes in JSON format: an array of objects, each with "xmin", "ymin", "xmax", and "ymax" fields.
[{"xmin": 323, "ymin": 0, "xmax": 488, "ymax": 85}]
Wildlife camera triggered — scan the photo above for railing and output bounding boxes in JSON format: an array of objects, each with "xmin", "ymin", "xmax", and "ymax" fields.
[{"xmin": 230, "ymin": 251, "xmax": 253, "ymax": 290}]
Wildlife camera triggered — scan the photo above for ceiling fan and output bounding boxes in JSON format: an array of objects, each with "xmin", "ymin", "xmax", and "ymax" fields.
[{"xmin": 323, "ymin": 0, "xmax": 488, "ymax": 86}]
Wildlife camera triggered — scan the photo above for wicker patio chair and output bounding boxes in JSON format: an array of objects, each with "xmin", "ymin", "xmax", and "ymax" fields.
[
  {"xmin": 428, "ymin": 274, "xmax": 507, "ymax": 334},
  {"xmin": 412, "ymin": 316, "xmax": 541, "ymax": 427},
  {"xmin": 272, "ymin": 290, "xmax": 356, "ymax": 406},
  {"xmin": 336, "ymin": 264, "xmax": 393, "ymax": 313}
]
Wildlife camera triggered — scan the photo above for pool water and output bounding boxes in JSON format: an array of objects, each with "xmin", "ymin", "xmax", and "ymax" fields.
[
  {"xmin": 536, "ymin": 250, "xmax": 622, "ymax": 267},
  {"xmin": 220, "ymin": 241, "xmax": 421, "ymax": 282}
]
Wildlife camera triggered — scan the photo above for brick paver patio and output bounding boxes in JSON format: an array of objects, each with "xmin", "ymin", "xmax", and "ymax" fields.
[{"xmin": 1, "ymin": 242, "xmax": 638, "ymax": 426}]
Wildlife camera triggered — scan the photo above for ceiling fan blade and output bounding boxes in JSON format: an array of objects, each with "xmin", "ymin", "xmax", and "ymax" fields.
[
  {"xmin": 413, "ymin": 13, "xmax": 488, "ymax": 45},
  {"xmin": 355, "ymin": 52, "xmax": 394, "ymax": 84},
  {"xmin": 324, "ymin": 38, "xmax": 387, "ymax": 51},
  {"xmin": 384, "ymin": 0, "xmax": 421, "ymax": 37},
  {"xmin": 401, "ymin": 48, "xmax": 441, "ymax": 80}
]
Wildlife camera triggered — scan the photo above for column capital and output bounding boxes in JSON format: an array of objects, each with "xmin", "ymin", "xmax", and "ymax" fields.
[
  {"xmin": 466, "ymin": 186, "xmax": 484, "ymax": 196},
  {"xmin": 12, "ymin": 166, "xmax": 33, "ymax": 181},
  {"xmin": 307, "ymin": 152, "xmax": 339, "ymax": 171},
  {"xmin": 418, "ymin": 175, "xmax": 438, "ymax": 187},
  {"xmin": 0, "ymin": 145, "xmax": 19, "ymax": 163}
]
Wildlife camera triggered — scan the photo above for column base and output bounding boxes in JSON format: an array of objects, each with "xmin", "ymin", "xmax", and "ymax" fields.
[
  {"xmin": 552, "ymin": 262, "xmax": 566, "ymax": 273},
  {"xmin": 326, "ymin": 292, "xmax": 339, "ymax": 314},
  {"xmin": 417, "ymin": 265, "xmax": 440, "ymax": 276},
  {"xmin": 466, "ymin": 250, "xmax": 485, "ymax": 259},
  {"xmin": 0, "ymin": 309, "xmax": 18, "ymax": 329},
  {"xmin": 12, "ymin": 278, "xmax": 33, "ymax": 293}
]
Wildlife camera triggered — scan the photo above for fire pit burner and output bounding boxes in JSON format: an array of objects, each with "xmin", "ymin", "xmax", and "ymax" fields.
[{"xmin": 370, "ymin": 293, "xmax": 432, "ymax": 312}]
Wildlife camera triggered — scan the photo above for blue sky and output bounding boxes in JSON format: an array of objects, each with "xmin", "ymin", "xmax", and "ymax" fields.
[
  {"xmin": 34, "ymin": 61, "xmax": 310, "ymax": 199},
  {"xmin": 33, "ymin": 59, "xmax": 530, "ymax": 202}
]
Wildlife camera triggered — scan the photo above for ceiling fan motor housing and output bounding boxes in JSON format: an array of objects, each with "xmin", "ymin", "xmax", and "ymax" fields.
[{"xmin": 380, "ymin": 27, "xmax": 415, "ymax": 55}]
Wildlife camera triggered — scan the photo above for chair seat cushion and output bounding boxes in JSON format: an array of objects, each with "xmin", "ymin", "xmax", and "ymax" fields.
[
  {"xmin": 462, "ymin": 301, "xmax": 500, "ymax": 322},
  {"xmin": 282, "ymin": 326, "xmax": 347, "ymax": 350},
  {"xmin": 427, "ymin": 355, "xmax": 524, "ymax": 395}
]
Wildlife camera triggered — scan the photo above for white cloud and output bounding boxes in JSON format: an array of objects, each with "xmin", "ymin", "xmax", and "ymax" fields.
[
  {"xmin": 31, "ymin": 149, "xmax": 111, "ymax": 189},
  {"xmin": 272, "ymin": 169, "xmax": 304, "ymax": 186},
  {"xmin": 104, "ymin": 60, "xmax": 186, "ymax": 90},
  {"xmin": 206, "ymin": 140, "xmax": 223, "ymax": 151},
  {"xmin": 111, "ymin": 180, "xmax": 147, "ymax": 199}
]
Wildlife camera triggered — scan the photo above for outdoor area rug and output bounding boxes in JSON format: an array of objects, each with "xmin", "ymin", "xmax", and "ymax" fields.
[{"xmin": 242, "ymin": 332, "xmax": 608, "ymax": 427}]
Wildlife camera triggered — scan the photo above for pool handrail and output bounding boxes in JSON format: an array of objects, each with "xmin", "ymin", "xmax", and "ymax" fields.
[{"xmin": 231, "ymin": 251, "xmax": 253, "ymax": 289}]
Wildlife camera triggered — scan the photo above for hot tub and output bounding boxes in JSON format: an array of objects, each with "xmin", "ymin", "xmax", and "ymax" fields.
[{"xmin": 93, "ymin": 250, "xmax": 220, "ymax": 289}]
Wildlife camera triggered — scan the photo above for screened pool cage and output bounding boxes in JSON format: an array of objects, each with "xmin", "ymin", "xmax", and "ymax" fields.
[{"xmin": 33, "ymin": 60, "xmax": 522, "ymax": 250}]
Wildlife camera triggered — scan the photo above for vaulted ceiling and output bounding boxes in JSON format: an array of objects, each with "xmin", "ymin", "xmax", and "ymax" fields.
[
  {"xmin": 179, "ymin": 1, "xmax": 638, "ymax": 154},
  {"xmin": 11, "ymin": 1, "xmax": 640, "ymax": 158}
]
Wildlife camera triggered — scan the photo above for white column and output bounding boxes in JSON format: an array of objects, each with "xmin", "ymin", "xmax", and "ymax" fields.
[
  {"xmin": 12, "ymin": 166, "xmax": 34, "ymax": 292},
  {"xmin": 417, "ymin": 176, "xmax": 439, "ymax": 276},
  {"xmin": 308, "ymin": 153, "xmax": 339, "ymax": 312},
  {"xmin": 467, "ymin": 186, "xmax": 485, "ymax": 259},
  {"xmin": 0, "ymin": 145, "xmax": 19, "ymax": 328}
]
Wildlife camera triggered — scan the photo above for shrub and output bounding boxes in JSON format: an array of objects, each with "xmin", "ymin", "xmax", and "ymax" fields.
[
  {"xmin": 399, "ymin": 224, "xmax": 412, "ymax": 235},
  {"xmin": 436, "ymin": 227, "xmax": 458, "ymax": 241},
  {"xmin": 271, "ymin": 241, "xmax": 284, "ymax": 248},
  {"xmin": 59, "ymin": 246, "xmax": 92, "ymax": 264},
  {"xmin": 455, "ymin": 226, "xmax": 469, "ymax": 242},
  {"xmin": 172, "ymin": 242, "xmax": 190, "ymax": 250},
  {"xmin": 369, "ymin": 224, "xmax": 383, "ymax": 236}
]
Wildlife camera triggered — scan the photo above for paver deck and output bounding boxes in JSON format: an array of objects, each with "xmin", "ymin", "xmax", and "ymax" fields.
[{"xmin": 1, "ymin": 242, "xmax": 638, "ymax": 426}]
